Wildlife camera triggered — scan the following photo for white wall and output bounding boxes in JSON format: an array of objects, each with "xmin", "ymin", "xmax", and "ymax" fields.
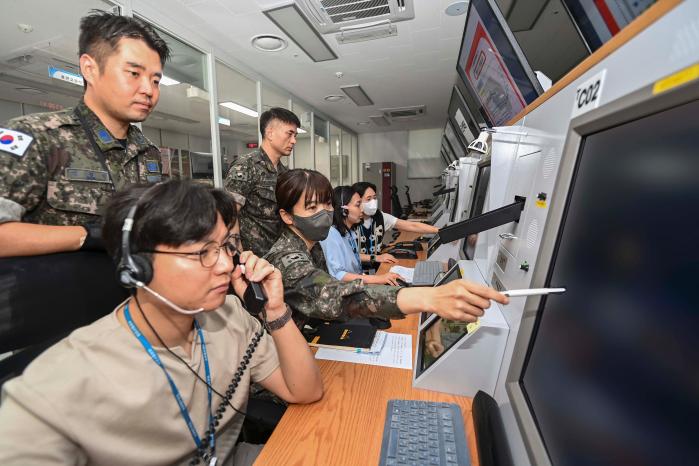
[{"xmin": 359, "ymin": 129, "xmax": 443, "ymax": 204}]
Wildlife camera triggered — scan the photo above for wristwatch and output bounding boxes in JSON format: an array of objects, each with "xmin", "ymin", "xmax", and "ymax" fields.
[
  {"xmin": 370, "ymin": 254, "xmax": 377, "ymax": 264},
  {"xmin": 265, "ymin": 304, "xmax": 293, "ymax": 332}
]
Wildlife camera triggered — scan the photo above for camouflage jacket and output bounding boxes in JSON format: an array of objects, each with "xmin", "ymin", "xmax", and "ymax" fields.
[
  {"xmin": 0, "ymin": 101, "xmax": 162, "ymax": 226},
  {"xmin": 267, "ymin": 227, "xmax": 404, "ymax": 326},
  {"xmin": 224, "ymin": 148, "xmax": 288, "ymax": 256}
]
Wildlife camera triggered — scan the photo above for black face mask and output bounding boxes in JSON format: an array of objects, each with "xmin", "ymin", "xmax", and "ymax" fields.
[{"xmin": 292, "ymin": 210, "xmax": 333, "ymax": 242}]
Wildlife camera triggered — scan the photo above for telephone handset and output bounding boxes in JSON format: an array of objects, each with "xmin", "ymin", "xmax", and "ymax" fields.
[{"xmin": 232, "ymin": 253, "xmax": 269, "ymax": 316}]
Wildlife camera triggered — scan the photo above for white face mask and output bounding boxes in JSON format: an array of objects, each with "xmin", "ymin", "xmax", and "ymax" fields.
[{"xmin": 362, "ymin": 199, "xmax": 378, "ymax": 216}]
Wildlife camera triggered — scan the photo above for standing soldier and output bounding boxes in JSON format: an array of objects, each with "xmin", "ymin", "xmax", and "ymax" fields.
[
  {"xmin": 0, "ymin": 11, "xmax": 169, "ymax": 257},
  {"xmin": 225, "ymin": 108, "xmax": 300, "ymax": 257}
]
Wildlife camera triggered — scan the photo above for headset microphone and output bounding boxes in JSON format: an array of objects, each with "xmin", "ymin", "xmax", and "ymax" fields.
[
  {"xmin": 140, "ymin": 283, "xmax": 204, "ymax": 315},
  {"xmin": 117, "ymin": 186, "xmax": 205, "ymax": 315}
]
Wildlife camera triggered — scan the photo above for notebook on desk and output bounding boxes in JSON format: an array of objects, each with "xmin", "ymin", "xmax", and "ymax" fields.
[{"xmin": 305, "ymin": 321, "xmax": 378, "ymax": 350}]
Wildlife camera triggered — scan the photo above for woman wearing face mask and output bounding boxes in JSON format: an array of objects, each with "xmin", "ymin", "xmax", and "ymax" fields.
[
  {"xmin": 319, "ymin": 186, "xmax": 402, "ymax": 286},
  {"xmin": 266, "ymin": 169, "xmax": 508, "ymax": 328},
  {"xmin": 352, "ymin": 182, "xmax": 439, "ymax": 266}
]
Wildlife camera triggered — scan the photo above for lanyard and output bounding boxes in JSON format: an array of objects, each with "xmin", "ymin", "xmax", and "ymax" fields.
[
  {"xmin": 347, "ymin": 232, "xmax": 361, "ymax": 269},
  {"xmin": 124, "ymin": 304, "xmax": 215, "ymax": 456},
  {"xmin": 74, "ymin": 108, "xmax": 140, "ymax": 186}
]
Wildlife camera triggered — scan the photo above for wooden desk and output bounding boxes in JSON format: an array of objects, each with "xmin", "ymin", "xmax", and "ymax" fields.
[{"xmin": 255, "ymin": 232, "xmax": 478, "ymax": 466}]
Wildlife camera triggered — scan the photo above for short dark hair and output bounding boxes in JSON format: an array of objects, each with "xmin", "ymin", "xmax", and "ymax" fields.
[
  {"xmin": 260, "ymin": 107, "xmax": 301, "ymax": 137},
  {"xmin": 102, "ymin": 181, "xmax": 237, "ymax": 260},
  {"xmin": 352, "ymin": 181, "xmax": 377, "ymax": 197},
  {"xmin": 276, "ymin": 169, "xmax": 333, "ymax": 214},
  {"xmin": 332, "ymin": 185, "xmax": 357, "ymax": 236},
  {"xmin": 79, "ymin": 10, "xmax": 170, "ymax": 74}
]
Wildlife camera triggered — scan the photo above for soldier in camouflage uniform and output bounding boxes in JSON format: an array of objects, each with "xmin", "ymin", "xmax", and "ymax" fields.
[
  {"xmin": 224, "ymin": 108, "xmax": 300, "ymax": 257},
  {"xmin": 0, "ymin": 11, "xmax": 169, "ymax": 257},
  {"xmin": 268, "ymin": 169, "xmax": 509, "ymax": 327},
  {"xmin": 268, "ymin": 227, "xmax": 404, "ymax": 328}
]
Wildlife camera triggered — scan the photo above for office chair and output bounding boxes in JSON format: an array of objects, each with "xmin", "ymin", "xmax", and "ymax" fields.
[
  {"xmin": 403, "ymin": 186, "xmax": 415, "ymax": 217},
  {"xmin": 390, "ymin": 185, "xmax": 406, "ymax": 219},
  {"xmin": 0, "ymin": 251, "xmax": 129, "ymax": 388}
]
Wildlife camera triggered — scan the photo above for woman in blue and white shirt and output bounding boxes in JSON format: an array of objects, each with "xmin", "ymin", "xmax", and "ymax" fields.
[{"xmin": 320, "ymin": 186, "xmax": 403, "ymax": 286}]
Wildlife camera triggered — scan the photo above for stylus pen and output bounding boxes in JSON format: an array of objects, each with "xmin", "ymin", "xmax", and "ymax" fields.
[{"xmin": 502, "ymin": 288, "xmax": 566, "ymax": 297}]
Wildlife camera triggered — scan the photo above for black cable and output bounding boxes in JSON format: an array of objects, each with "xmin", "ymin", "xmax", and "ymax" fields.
[{"xmin": 134, "ymin": 295, "xmax": 266, "ymax": 464}]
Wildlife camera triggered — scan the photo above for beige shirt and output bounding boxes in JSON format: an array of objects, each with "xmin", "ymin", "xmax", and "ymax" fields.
[{"xmin": 0, "ymin": 295, "xmax": 279, "ymax": 465}]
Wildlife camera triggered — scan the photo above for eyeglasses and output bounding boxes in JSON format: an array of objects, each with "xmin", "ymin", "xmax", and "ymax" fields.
[{"xmin": 146, "ymin": 234, "xmax": 242, "ymax": 268}]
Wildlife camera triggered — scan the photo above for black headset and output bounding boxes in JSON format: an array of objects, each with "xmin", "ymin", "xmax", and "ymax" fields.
[{"xmin": 116, "ymin": 186, "xmax": 158, "ymax": 290}]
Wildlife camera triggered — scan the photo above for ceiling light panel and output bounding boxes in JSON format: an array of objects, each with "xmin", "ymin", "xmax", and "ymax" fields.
[
  {"xmin": 263, "ymin": 4, "xmax": 338, "ymax": 62},
  {"xmin": 340, "ymin": 85, "xmax": 374, "ymax": 106},
  {"xmin": 219, "ymin": 101, "xmax": 259, "ymax": 117}
]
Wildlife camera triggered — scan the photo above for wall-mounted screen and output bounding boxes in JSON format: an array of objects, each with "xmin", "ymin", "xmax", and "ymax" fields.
[{"xmin": 456, "ymin": 0, "xmax": 542, "ymax": 126}]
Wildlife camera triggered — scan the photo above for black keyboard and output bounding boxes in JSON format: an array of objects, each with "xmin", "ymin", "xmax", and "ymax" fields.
[{"xmin": 379, "ymin": 399, "xmax": 471, "ymax": 466}]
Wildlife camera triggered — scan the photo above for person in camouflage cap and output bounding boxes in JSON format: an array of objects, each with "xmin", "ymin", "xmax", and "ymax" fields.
[
  {"xmin": 224, "ymin": 108, "xmax": 300, "ymax": 257},
  {"xmin": 267, "ymin": 169, "xmax": 510, "ymax": 328},
  {"xmin": 0, "ymin": 11, "xmax": 169, "ymax": 257}
]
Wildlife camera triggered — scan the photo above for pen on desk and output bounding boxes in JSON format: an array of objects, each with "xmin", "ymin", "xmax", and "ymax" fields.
[{"xmin": 502, "ymin": 288, "xmax": 566, "ymax": 297}]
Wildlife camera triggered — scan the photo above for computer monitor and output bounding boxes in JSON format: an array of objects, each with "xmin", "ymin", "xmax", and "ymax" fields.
[
  {"xmin": 456, "ymin": 0, "xmax": 542, "ymax": 127},
  {"xmin": 448, "ymin": 86, "xmax": 481, "ymax": 150},
  {"xmin": 444, "ymin": 120, "xmax": 466, "ymax": 159},
  {"xmin": 417, "ymin": 313, "xmax": 476, "ymax": 378},
  {"xmin": 190, "ymin": 152, "xmax": 214, "ymax": 179},
  {"xmin": 440, "ymin": 147, "xmax": 450, "ymax": 166},
  {"xmin": 506, "ymin": 79, "xmax": 699, "ymax": 465},
  {"xmin": 561, "ymin": 0, "xmax": 656, "ymax": 53},
  {"xmin": 419, "ymin": 262, "xmax": 463, "ymax": 325},
  {"xmin": 463, "ymin": 160, "xmax": 491, "ymax": 259},
  {"xmin": 442, "ymin": 136, "xmax": 456, "ymax": 162}
]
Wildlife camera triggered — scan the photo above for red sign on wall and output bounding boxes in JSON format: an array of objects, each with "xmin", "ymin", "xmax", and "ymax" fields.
[{"xmin": 247, "ymin": 142, "xmax": 259, "ymax": 149}]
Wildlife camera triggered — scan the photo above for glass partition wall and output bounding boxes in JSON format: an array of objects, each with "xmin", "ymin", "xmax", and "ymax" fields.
[
  {"xmin": 292, "ymin": 100, "xmax": 313, "ymax": 170},
  {"xmin": 0, "ymin": 0, "xmax": 119, "ymax": 123},
  {"xmin": 215, "ymin": 61, "xmax": 258, "ymax": 180},
  {"xmin": 0, "ymin": 4, "xmax": 358, "ymax": 188},
  {"xmin": 329, "ymin": 123, "xmax": 341, "ymax": 186}
]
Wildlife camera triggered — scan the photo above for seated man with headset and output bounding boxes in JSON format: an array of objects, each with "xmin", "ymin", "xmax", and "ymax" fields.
[{"xmin": 0, "ymin": 181, "xmax": 322, "ymax": 465}]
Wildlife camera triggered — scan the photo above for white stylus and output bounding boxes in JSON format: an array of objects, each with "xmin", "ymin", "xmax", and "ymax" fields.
[{"xmin": 502, "ymin": 288, "xmax": 566, "ymax": 297}]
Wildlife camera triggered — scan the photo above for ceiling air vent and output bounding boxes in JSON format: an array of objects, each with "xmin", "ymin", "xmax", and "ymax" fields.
[
  {"xmin": 382, "ymin": 105, "xmax": 426, "ymax": 119},
  {"xmin": 369, "ymin": 115, "xmax": 391, "ymax": 126},
  {"xmin": 299, "ymin": 0, "xmax": 414, "ymax": 34}
]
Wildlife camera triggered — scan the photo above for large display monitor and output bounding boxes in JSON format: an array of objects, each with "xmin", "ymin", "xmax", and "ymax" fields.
[
  {"xmin": 456, "ymin": 0, "xmax": 542, "ymax": 127},
  {"xmin": 448, "ymin": 86, "xmax": 481, "ymax": 150},
  {"xmin": 442, "ymin": 136, "xmax": 456, "ymax": 162},
  {"xmin": 444, "ymin": 120, "xmax": 465, "ymax": 159},
  {"xmin": 506, "ymin": 78, "xmax": 699, "ymax": 465},
  {"xmin": 562, "ymin": 0, "xmax": 656, "ymax": 52}
]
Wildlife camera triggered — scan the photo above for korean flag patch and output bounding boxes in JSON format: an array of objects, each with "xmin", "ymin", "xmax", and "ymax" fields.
[{"xmin": 0, "ymin": 128, "xmax": 33, "ymax": 157}]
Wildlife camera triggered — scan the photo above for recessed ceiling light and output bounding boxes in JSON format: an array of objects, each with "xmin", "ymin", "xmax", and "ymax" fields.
[
  {"xmin": 159, "ymin": 75, "xmax": 180, "ymax": 86},
  {"xmin": 219, "ymin": 101, "xmax": 259, "ymax": 118},
  {"xmin": 298, "ymin": 128, "xmax": 308, "ymax": 134},
  {"xmin": 323, "ymin": 95, "xmax": 345, "ymax": 102},
  {"xmin": 356, "ymin": 121, "xmax": 371, "ymax": 126},
  {"xmin": 445, "ymin": 1, "xmax": 468, "ymax": 16},
  {"xmin": 251, "ymin": 34, "xmax": 288, "ymax": 52},
  {"xmin": 15, "ymin": 87, "xmax": 46, "ymax": 95}
]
